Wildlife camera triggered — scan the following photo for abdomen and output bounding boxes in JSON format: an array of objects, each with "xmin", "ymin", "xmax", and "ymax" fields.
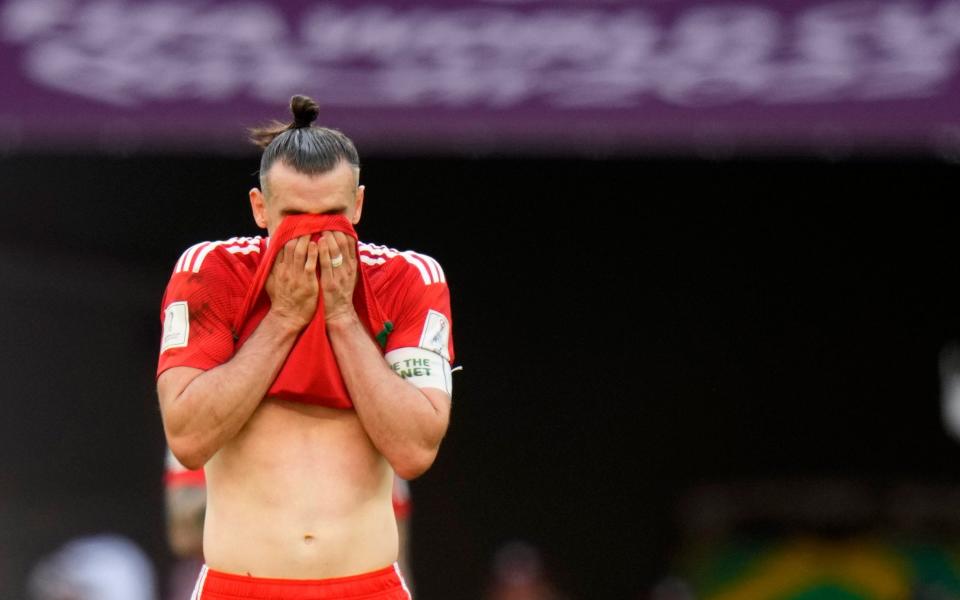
[{"xmin": 202, "ymin": 399, "xmax": 398, "ymax": 578}]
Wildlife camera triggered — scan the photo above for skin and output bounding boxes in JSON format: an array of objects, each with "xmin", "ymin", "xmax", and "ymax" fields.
[
  {"xmin": 165, "ymin": 482, "xmax": 414, "ymax": 586},
  {"xmin": 157, "ymin": 159, "xmax": 451, "ymax": 578}
]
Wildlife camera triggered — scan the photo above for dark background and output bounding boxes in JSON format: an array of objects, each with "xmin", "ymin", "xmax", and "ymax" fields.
[{"xmin": 2, "ymin": 153, "xmax": 960, "ymax": 599}]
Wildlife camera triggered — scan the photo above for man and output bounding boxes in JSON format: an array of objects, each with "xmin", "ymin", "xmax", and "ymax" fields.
[{"xmin": 156, "ymin": 95, "xmax": 453, "ymax": 599}]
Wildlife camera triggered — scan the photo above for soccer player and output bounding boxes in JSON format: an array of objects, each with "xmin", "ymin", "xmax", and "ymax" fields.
[{"xmin": 156, "ymin": 95, "xmax": 453, "ymax": 599}]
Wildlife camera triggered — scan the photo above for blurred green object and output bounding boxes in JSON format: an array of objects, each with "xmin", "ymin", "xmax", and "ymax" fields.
[{"xmin": 681, "ymin": 538, "xmax": 960, "ymax": 600}]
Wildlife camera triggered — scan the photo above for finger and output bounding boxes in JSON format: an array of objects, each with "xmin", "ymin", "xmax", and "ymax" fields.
[
  {"xmin": 318, "ymin": 233, "xmax": 332, "ymax": 279},
  {"xmin": 279, "ymin": 238, "xmax": 297, "ymax": 264},
  {"xmin": 294, "ymin": 234, "xmax": 309, "ymax": 267},
  {"xmin": 332, "ymin": 232, "xmax": 354, "ymax": 263},
  {"xmin": 325, "ymin": 231, "xmax": 341, "ymax": 264},
  {"xmin": 346, "ymin": 233, "xmax": 357, "ymax": 262},
  {"xmin": 305, "ymin": 241, "xmax": 319, "ymax": 274}
]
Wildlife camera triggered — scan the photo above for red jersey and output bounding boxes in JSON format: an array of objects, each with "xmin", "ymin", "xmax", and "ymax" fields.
[{"xmin": 157, "ymin": 236, "xmax": 454, "ymax": 379}]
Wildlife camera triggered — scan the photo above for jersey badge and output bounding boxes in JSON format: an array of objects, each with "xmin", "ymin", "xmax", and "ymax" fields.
[
  {"xmin": 161, "ymin": 301, "xmax": 190, "ymax": 352},
  {"xmin": 419, "ymin": 309, "xmax": 450, "ymax": 361}
]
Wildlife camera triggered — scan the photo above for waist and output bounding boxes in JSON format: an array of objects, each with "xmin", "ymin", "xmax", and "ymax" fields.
[{"xmin": 197, "ymin": 564, "xmax": 410, "ymax": 600}]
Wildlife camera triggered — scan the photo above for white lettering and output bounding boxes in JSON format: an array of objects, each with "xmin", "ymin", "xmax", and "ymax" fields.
[{"xmin": 4, "ymin": 0, "xmax": 960, "ymax": 107}]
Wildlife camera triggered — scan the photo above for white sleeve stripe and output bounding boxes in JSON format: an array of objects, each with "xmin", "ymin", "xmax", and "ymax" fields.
[
  {"xmin": 191, "ymin": 239, "xmax": 230, "ymax": 273},
  {"xmin": 419, "ymin": 253, "xmax": 440, "ymax": 283},
  {"xmin": 192, "ymin": 237, "xmax": 265, "ymax": 272},
  {"xmin": 176, "ymin": 237, "xmax": 262, "ymax": 274},
  {"xmin": 401, "ymin": 252, "xmax": 432, "ymax": 285},
  {"xmin": 174, "ymin": 242, "xmax": 201, "ymax": 273},
  {"xmin": 422, "ymin": 254, "xmax": 446, "ymax": 283},
  {"xmin": 225, "ymin": 245, "xmax": 261, "ymax": 254},
  {"xmin": 360, "ymin": 245, "xmax": 399, "ymax": 258},
  {"xmin": 174, "ymin": 242, "xmax": 207, "ymax": 273},
  {"xmin": 182, "ymin": 242, "xmax": 210, "ymax": 273},
  {"xmin": 359, "ymin": 244, "xmax": 445, "ymax": 285}
]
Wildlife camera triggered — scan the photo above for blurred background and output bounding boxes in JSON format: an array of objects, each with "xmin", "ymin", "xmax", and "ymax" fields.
[{"xmin": 4, "ymin": 0, "xmax": 960, "ymax": 599}]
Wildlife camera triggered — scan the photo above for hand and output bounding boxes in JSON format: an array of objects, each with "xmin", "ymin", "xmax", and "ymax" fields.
[
  {"xmin": 265, "ymin": 235, "xmax": 320, "ymax": 330},
  {"xmin": 318, "ymin": 231, "xmax": 358, "ymax": 324}
]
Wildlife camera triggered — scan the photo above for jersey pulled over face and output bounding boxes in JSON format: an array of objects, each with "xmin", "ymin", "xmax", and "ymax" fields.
[{"xmin": 157, "ymin": 236, "xmax": 455, "ymax": 396}]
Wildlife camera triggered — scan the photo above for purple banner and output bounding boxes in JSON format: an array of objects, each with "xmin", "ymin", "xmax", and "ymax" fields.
[{"xmin": 3, "ymin": 0, "xmax": 960, "ymax": 153}]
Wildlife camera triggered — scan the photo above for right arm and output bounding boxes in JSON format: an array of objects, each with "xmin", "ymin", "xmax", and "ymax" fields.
[{"xmin": 158, "ymin": 236, "xmax": 319, "ymax": 470}]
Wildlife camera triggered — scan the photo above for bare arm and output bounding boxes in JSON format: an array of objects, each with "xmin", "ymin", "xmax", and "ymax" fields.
[
  {"xmin": 326, "ymin": 314, "xmax": 451, "ymax": 479},
  {"xmin": 320, "ymin": 232, "xmax": 451, "ymax": 480},
  {"xmin": 157, "ymin": 236, "xmax": 320, "ymax": 469}
]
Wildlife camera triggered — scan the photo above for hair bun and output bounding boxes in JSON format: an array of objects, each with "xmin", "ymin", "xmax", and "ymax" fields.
[{"xmin": 290, "ymin": 95, "xmax": 320, "ymax": 128}]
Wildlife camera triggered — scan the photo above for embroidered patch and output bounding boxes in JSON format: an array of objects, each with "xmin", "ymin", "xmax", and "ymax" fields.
[
  {"xmin": 418, "ymin": 309, "xmax": 450, "ymax": 361},
  {"xmin": 161, "ymin": 301, "xmax": 189, "ymax": 352}
]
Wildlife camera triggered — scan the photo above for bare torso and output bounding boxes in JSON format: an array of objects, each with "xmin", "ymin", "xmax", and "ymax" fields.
[{"xmin": 202, "ymin": 398, "xmax": 398, "ymax": 578}]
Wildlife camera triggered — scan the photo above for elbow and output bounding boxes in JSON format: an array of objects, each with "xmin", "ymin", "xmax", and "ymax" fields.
[
  {"xmin": 391, "ymin": 446, "xmax": 439, "ymax": 481},
  {"xmin": 167, "ymin": 434, "xmax": 211, "ymax": 471},
  {"xmin": 393, "ymin": 461, "xmax": 431, "ymax": 481},
  {"xmin": 162, "ymin": 399, "xmax": 214, "ymax": 470}
]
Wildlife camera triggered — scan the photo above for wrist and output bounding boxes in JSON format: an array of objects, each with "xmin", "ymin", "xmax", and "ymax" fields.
[
  {"xmin": 325, "ymin": 309, "xmax": 361, "ymax": 331},
  {"xmin": 265, "ymin": 308, "xmax": 309, "ymax": 334}
]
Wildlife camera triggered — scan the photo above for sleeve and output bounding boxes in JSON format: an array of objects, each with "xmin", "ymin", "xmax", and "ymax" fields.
[
  {"xmin": 156, "ymin": 244, "xmax": 247, "ymax": 378},
  {"xmin": 384, "ymin": 253, "xmax": 455, "ymax": 364}
]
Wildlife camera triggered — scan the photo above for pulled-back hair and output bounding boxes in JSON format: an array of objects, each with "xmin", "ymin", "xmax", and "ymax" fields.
[{"xmin": 250, "ymin": 95, "xmax": 360, "ymax": 194}]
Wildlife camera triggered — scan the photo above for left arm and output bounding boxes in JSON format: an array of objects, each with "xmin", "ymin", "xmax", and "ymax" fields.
[{"xmin": 320, "ymin": 232, "xmax": 451, "ymax": 480}]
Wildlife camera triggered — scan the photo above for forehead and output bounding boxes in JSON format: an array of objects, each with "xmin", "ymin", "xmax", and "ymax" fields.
[{"xmin": 266, "ymin": 160, "xmax": 356, "ymax": 208}]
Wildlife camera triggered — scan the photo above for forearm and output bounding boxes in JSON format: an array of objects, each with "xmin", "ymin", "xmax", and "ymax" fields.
[
  {"xmin": 327, "ymin": 314, "xmax": 448, "ymax": 479},
  {"xmin": 162, "ymin": 311, "xmax": 301, "ymax": 468}
]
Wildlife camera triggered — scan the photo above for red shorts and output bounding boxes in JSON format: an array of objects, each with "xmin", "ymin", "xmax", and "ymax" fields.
[{"xmin": 191, "ymin": 564, "xmax": 412, "ymax": 600}]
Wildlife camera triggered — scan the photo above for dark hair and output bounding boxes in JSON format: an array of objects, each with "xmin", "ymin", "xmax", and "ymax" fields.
[{"xmin": 250, "ymin": 95, "xmax": 360, "ymax": 192}]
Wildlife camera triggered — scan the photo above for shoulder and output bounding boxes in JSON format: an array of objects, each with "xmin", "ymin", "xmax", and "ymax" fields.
[
  {"xmin": 171, "ymin": 236, "xmax": 264, "ymax": 276},
  {"xmin": 358, "ymin": 241, "xmax": 446, "ymax": 288},
  {"xmin": 365, "ymin": 242, "xmax": 455, "ymax": 362}
]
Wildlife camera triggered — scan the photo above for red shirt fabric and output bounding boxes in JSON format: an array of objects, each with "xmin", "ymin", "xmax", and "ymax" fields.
[
  {"xmin": 156, "ymin": 219, "xmax": 455, "ymax": 408},
  {"xmin": 231, "ymin": 215, "xmax": 391, "ymax": 408}
]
